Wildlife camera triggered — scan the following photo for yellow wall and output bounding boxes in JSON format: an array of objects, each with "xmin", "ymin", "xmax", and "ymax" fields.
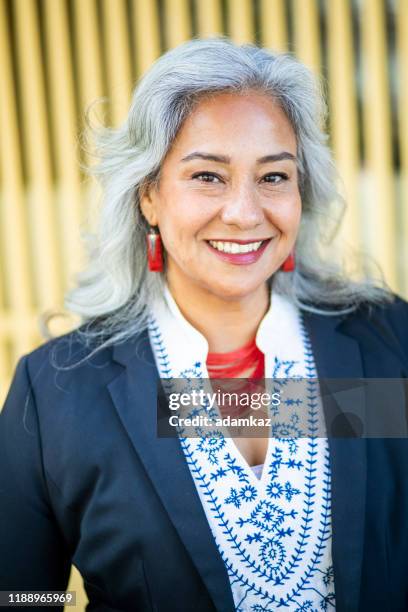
[{"xmin": 1, "ymin": 1, "xmax": 407, "ymax": 609}]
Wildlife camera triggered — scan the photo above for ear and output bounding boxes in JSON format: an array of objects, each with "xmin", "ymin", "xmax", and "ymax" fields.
[{"xmin": 139, "ymin": 182, "xmax": 159, "ymax": 227}]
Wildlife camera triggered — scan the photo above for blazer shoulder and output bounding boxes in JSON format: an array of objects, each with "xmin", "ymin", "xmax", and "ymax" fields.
[
  {"xmin": 357, "ymin": 293, "xmax": 408, "ymax": 333},
  {"xmin": 345, "ymin": 293, "xmax": 408, "ymax": 365},
  {"xmin": 22, "ymin": 326, "xmax": 119, "ymax": 396},
  {"xmin": 25, "ymin": 326, "xmax": 101, "ymax": 363}
]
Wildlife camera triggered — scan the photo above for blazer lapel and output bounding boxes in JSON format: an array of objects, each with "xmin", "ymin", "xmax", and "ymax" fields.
[
  {"xmin": 107, "ymin": 331, "xmax": 235, "ymax": 612},
  {"xmin": 303, "ymin": 312, "xmax": 367, "ymax": 612}
]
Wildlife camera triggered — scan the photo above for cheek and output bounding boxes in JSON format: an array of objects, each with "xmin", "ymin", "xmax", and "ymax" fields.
[
  {"xmin": 158, "ymin": 194, "xmax": 214, "ymax": 238},
  {"xmin": 291, "ymin": 200, "xmax": 302, "ymax": 230},
  {"xmin": 157, "ymin": 207, "xmax": 209, "ymax": 257},
  {"xmin": 268, "ymin": 197, "xmax": 302, "ymax": 233}
]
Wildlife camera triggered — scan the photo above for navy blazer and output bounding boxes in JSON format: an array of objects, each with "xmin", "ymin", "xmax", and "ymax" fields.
[{"xmin": 1, "ymin": 296, "xmax": 408, "ymax": 612}]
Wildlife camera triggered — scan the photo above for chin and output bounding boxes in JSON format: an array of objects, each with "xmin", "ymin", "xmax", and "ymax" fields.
[{"xmin": 199, "ymin": 278, "xmax": 266, "ymax": 302}]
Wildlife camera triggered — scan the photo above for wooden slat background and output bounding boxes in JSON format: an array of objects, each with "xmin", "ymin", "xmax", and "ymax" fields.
[{"xmin": 0, "ymin": 1, "xmax": 406, "ymax": 609}]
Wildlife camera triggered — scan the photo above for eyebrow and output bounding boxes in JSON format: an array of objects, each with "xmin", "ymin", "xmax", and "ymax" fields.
[{"xmin": 180, "ymin": 151, "xmax": 297, "ymax": 164}]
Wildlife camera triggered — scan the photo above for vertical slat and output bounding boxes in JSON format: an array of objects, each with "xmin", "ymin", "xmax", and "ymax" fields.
[
  {"xmin": 72, "ymin": 0, "xmax": 104, "ymax": 237},
  {"xmin": 14, "ymin": 0, "xmax": 62, "ymax": 309},
  {"xmin": 163, "ymin": 0, "xmax": 191, "ymax": 49},
  {"xmin": 0, "ymin": 145, "xmax": 10, "ymax": 404},
  {"xmin": 292, "ymin": 0, "xmax": 321, "ymax": 74},
  {"xmin": 44, "ymin": 0, "xmax": 84, "ymax": 289},
  {"xmin": 132, "ymin": 0, "xmax": 161, "ymax": 75},
  {"xmin": 327, "ymin": 0, "xmax": 360, "ymax": 253},
  {"xmin": 102, "ymin": 0, "xmax": 133, "ymax": 125},
  {"xmin": 360, "ymin": 0, "xmax": 397, "ymax": 289},
  {"xmin": 73, "ymin": 0, "xmax": 104, "ymax": 115},
  {"xmin": 397, "ymin": 0, "xmax": 408, "ymax": 292},
  {"xmin": 0, "ymin": 0, "xmax": 36, "ymax": 367},
  {"xmin": 227, "ymin": 0, "xmax": 254, "ymax": 44},
  {"xmin": 195, "ymin": 0, "xmax": 223, "ymax": 37},
  {"xmin": 0, "ymin": 237, "xmax": 8, "ymax": 405},
  {"xmin": 260, "ymin": 0, "xmax": 288, "ymax": 52}
]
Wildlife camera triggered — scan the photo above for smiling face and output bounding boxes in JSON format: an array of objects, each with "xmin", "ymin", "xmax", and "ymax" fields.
[{"xmin": 140, "ymin": 91, "xmax": 302, "ymax": 305}]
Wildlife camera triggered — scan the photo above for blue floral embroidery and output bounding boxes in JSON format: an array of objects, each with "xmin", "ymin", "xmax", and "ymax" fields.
[
  {"xmin": 322, "ymin": 565, "xmax": 334, "ymax": 587},
  {"xmin": 271, "ymin": 412, "xmax": 305, "ymax": 439},
  {"xmin": 319, "ymin": 592, "xmax": 336, "ymax": 610},
  {"xmin": 226, "ymin": 484, "xmax": 258, "ymax": 508},
  {"xmin": 266, "ymin": 480, "xmax": 301, "ymax": 502},
  {"xmin": 272, "ymin": 357, "xmax": 298, "ymax": 377},
  {"xmin": 148, "ymin": 310, "xmax": 335, "ymax": 610},
  {"xmin": 294, "ymin": 601, "xmax": 316, "ymax": 612},
  {"xmin": 196, "ymin": 435, "xmax": 226, "ymax": 465},
  {"xmin": 222, "ymin": 453, "xmax": 251, "ymax": 483}
]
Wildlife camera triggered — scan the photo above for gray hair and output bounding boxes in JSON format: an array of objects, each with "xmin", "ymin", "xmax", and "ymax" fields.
[{"xmin": 58, "ymin": 37, "xmax": 391, "ymax": 354}]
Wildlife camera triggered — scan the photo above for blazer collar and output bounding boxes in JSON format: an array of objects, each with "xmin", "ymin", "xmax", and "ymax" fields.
[{"xmin": 108, "ymin": 312, "xmax": 367, "ymax": 612}]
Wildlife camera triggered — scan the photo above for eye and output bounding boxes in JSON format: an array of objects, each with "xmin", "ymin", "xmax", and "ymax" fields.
[
  {"xmin": 261, "ymin": 173, "xmax": 288, "ymax": 184},
  {"xmin": 192, "ymin": 172, "xmax": 222, "ymax": 183}
]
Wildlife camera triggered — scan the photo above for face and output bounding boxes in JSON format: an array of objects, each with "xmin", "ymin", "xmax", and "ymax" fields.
[{"xmin": 141, "ymin": 91, "xmax": 301, "ymax": 304}]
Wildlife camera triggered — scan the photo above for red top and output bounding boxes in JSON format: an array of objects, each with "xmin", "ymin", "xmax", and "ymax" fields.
[
  {"xmin": 206, "ymin": 338, "xmax": 265, "ymax": 379},
  {"xmin": 206, "ymin": 339, "xmax": 265, "ymax": 418}
]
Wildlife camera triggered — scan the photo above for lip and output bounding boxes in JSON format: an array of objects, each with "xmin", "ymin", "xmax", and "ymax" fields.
[
  {"xmin": 206, "ymin": 238, "xmax": 272, "ymax": 265},
  {"xmin": 206, "ymin": 238, "xmax": 271, "ymax": 244}
]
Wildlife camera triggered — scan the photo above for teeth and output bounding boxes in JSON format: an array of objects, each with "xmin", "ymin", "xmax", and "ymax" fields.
[{"xmin": 208, "ymin": 240, "xmax": 263, "ymax": 254}]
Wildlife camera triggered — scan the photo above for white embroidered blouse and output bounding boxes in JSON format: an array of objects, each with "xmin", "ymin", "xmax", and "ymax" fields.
[{"xmin": 148, "ymin": 284, "xmax": 336, "ymax": 611}]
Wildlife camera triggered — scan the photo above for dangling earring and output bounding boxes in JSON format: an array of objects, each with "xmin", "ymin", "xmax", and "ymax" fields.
[
  {"xmin": 281, "ymin": 249, "xmax": 295, "ymax": 272},
  {"xmin": 146, "ymin": 225, "xmax": 163, "ymax": 272}
]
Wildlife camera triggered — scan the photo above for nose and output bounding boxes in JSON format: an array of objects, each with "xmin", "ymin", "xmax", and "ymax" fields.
[{"xmin": 220, "ymin": 184, "xmax": 264, "ymax": 230}]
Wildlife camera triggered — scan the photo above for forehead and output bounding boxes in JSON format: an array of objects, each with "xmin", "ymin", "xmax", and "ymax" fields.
[{"xmin": 168, "ymin": 91, "xmax": 297, "ymax": 158}]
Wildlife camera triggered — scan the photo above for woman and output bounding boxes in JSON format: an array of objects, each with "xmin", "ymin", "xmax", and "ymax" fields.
[{"xmin": 1, "ymin": 38, "xmax": 407, "ymax": 612}]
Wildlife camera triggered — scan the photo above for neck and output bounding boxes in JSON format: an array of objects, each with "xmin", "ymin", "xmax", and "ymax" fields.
[{"xmin": 166, "ymin": 274, "xmax": 270, "ymax": 353}]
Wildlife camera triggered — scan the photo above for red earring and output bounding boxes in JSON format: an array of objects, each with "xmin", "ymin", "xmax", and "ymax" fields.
[
  {"xmin": 281, "ymin": 249, "xmax": 295, "ymax": 272},
  {"xmin": 146, "ymin": 226, "xmax": 163, "ymax": 272}
]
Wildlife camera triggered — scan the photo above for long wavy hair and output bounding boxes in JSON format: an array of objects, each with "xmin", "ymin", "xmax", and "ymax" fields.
[{"xmin": 54, "ymin": 37, "xmax": 391, "ymax": 356}]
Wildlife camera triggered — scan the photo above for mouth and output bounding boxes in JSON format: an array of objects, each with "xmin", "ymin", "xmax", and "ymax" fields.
[
  {"xmin": 205, "ymin": 238, "xmax": 272, "ymax": 265},
  {"xmin": 207, "ymin": 239, "xmax": 266, "ymax": 254}
]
